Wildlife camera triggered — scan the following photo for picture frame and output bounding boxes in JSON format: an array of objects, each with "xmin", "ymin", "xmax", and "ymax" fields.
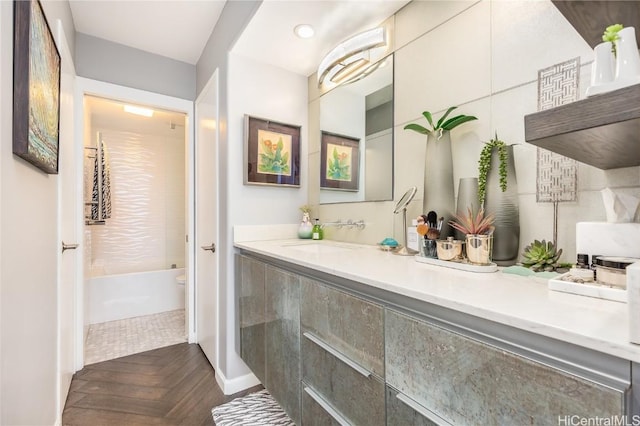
[
  {"xmin": 244, "ymin": 115, "xmax": 301, "ymax": 187},
  {"xmin": 13, "ymin": 0, "xmax": 61, "ymax": 174},
  {"xmin": 320, "ymin": 131, "xmax": 360, "ymax": 191}
]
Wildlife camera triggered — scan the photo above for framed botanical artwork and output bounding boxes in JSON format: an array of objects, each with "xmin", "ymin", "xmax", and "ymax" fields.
[
  {"xmin": 244, "ymin": 115, "xmax": 301, "ymax": 187},
  {"xmin": 13, "ymin": 0, "xmax": 61, "ymax": 174},
  {"xmin": 320, "ymin": 131, "xmax": 360, "ymax": 191}
]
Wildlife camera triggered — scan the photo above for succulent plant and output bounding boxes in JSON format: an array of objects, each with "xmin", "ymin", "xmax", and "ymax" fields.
[
  {"xmin": 449, "ymin": 207, "xmax": 495, "ymax": 236},
  {"xmin": 521, "ymin": 240, "xmax": 563, "ymax": 272}
]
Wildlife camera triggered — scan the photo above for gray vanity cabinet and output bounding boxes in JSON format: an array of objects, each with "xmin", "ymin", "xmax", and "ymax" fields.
[
  {"xmin": 385, "ymin": 309, "xmax": 626, "ymax": 426},
  {"xmin": 264, "ymin": 264, "xmax": 301, "ymax": 424},
  {"xmin": 238, "ymin": 255, "xmax": 266, "ymax": 384},
  {"xmin": 238, "ymin": 256, "xmax": 301, "ymax": 424},
  {"xmin": 300, "ymin": 277, "xmax": 385, "ymax": 426}
]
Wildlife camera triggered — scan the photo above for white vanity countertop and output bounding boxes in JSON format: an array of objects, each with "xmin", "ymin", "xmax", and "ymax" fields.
[{"xmin": 235, "ymin": 238, "xmax": 640, "ymax": 363}]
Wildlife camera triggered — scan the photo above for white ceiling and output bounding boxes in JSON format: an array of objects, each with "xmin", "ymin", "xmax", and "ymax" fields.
[
  {"xmin": 69, "ymin": 0, "xmax": 410, "ymax": 75},
  {"xmin": 232, "ymin": 0, "xmax": 410, "ymax": 77},
  {"xmin": 85, "ymin": 95, "xmax": 186, "ymax": 138},
  {"xmin": 69, "ymin": 0, "xmax": 226, "ymax": 65},
  {"xmin": 74, "ymin": 1, "xmax": 408, "ymax": 134}
]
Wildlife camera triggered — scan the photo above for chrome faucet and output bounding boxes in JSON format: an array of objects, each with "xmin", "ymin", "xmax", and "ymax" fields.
[{"xmin": 322, "ymin": 219, "xmax": 365, "ymax": 230}]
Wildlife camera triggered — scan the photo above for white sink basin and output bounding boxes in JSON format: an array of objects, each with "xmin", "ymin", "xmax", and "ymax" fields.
[{"xmin": 282, "ymin": 242, "xmax": 355, "ymax": 255}]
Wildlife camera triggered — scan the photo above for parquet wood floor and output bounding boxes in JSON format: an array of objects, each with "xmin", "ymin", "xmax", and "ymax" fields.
[{"xmin": 62, "ymin": 343, "xmax": 262, "ymax": 425}]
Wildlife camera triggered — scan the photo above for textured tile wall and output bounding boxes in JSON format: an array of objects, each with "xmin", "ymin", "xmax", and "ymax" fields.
[{"xmin": 88, "ymin": 129, "xmax": 185, "ymax": 275}]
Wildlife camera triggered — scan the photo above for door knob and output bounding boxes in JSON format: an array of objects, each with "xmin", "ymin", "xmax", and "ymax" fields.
[
  {"xmin": 201, "ymin": 243, "xmax": 216, "ymax": 252},
  {"xmin": 62, "ymin": 241, "xmax": 79, "ymax": 253}
]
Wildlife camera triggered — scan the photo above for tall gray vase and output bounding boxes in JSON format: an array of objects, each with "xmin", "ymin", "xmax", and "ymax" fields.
[
  {"xmin": 455, "ymin": 177, "xmax": 479, "ymax": 241},
  {"xmin": 424, "ymin": 131, "xmax": 455, "ymax": 237},
  {"xmin": 484, "ymin": 145, "xmax": 519, "ymax": 265}
]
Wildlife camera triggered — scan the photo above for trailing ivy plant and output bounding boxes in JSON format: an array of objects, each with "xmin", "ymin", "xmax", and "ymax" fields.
[
  {"xmin": 404, "ymin": 106, "xmax": 477, "ymax": 140},
  {"xmin": 478, "ymin": 133, "xmax": 508, "ymax": 206}
]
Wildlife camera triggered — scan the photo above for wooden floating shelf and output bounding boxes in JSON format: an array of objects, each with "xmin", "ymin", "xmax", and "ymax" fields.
[{"xmin": 524, "ymin": 83, "xmax": 640, "ymax": 170}]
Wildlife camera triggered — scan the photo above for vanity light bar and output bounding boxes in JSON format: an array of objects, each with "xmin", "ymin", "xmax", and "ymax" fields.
[{"xmin": 317, "ymin": 26, "xmax": 386, "ymax": 87}]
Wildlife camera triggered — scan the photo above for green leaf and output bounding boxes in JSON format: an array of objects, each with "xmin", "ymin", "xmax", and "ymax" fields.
[
  {"xmin": 332, "ymin": 148, "xmax": 339, "ymax": 160},
  {"xmin": 436, "ymin": 106, "xmax": 457, "ymax": 129},
  {"xmin": 441, "ymin": 115, "xmax": 477, "ymax": 131},
  {"xmin": 421, "ymin": 111, "xmax": 434, "ymax": 129},
  {"xmin": 403, "ymin": 124, "xmax": 429, "ymax": 135},
  {"xmin": 281, "ymin": 152, "xmax": 289, "ymax": 165},
  {"xmin": 277, "ymin": 137, "xmax": 284, "ymax": 151}
]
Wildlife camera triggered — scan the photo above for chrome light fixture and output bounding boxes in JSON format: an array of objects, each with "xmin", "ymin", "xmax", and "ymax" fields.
[{"xmin": 317, "ymin": 26, "xmax": 387, "ymax": 88}]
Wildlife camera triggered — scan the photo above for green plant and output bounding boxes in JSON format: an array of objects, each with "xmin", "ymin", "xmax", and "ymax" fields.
[
  {"xmin": 258, "ymin": 137, "xmax": 289, "ymax": 174},
  {"xmin": 478, "ymin": 132, "xmax": 508, "ymax": 206},
  {"xmin": 449, "ymin": 207, "xmax": 495, "ymax": 235},
  {"xmin": 326, "ymin": 148, "xmax": 351, "ymax": 180},
  {"xmin": 521, "ymin": 240, "xmax": 563, "ymax": 272},
  {"xmin": 404, "ymin": 106, "xmax": 477, "ymax": 140},
  {"xmin": 603, "ymin": 24, "xmax": 624, "ymax": 56},
  {"xmin": 299, "ymin": 205, "xmax": 311, "ymax": 214}
]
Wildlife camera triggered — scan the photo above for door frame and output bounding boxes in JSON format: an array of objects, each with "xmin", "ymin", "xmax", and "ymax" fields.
[{"xmin": 73, "ymin": 78, "xmax": 196, "ymax": 371}]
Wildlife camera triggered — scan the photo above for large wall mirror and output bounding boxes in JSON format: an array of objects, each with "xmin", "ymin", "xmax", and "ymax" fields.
[{"xmin": 319, "ymin": 54, "xmax": 393, "ymax": 204}]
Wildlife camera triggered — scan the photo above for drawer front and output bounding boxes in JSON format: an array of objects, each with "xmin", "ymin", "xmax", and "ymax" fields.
[
  {"xmin": 300, "ymin": 277, "xmax": 384, "ymax": 378},
  {"xmin": 238, "ymin": 255, "xmax": 266, "ymax": 384},
  {"xmin": 385, "ymin": 309, "xmax": 626, "ymax": 425},
  {"xmin": 386, "ymin": 386, "xmax": 440, "ymax": 426},
  {"xmin": 301, "ymin": 385, "xmax": 344, "ymax": 426},
  {"xmin": 302, "ymin": 333, "xmax": 385, "ymax": 426},
  {"xmin": 265, "ymin": 265, "xmax": 301, "ymax": 424}
]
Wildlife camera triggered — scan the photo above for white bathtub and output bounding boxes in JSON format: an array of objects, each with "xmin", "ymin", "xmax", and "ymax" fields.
[{"xmin": 88, "ymin": 268, "xmax": 185, "ymax": 324}]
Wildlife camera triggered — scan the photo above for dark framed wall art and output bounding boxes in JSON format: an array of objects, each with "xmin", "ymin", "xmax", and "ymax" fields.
[
  {"xmin": 244, "ymin": 115, "xmax": 301, "ymax": 187},
  {"xmin": 320, "ymin": 131, "xmax": 360, "ymax": 191},
  {"xmin": 13, "ymin": 0, "xmax": 61, "ymax": 174}
]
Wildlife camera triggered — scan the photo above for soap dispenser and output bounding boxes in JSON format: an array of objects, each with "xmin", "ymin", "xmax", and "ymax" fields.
[{"xmin": 312, "ymin": 219, "xmax": 323, "ymax": 240}]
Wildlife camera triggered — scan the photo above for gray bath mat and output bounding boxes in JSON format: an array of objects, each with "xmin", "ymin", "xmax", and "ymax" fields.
[{"xmin": 212, "ymin": 389, "xmax": 295, "ymax": 425}]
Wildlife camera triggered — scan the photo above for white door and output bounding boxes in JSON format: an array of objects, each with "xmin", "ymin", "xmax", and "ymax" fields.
[
  {"xmin": 195, "ymin": 71, "xmax": 219, "ymax": 366},
  {"xmin": 56, "ymin": 20, "xmax": 79, "ymax": 421}
]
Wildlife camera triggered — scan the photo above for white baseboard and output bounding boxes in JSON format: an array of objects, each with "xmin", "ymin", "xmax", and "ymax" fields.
[{"xmin": 215, "ymin": 369, "xmax": 261, "ymax": 395}]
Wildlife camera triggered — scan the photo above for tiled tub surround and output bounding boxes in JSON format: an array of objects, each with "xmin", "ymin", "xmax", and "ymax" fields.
[{"xmin": 235, "ymin": 238, "xmax": 640, "ymax": 424}]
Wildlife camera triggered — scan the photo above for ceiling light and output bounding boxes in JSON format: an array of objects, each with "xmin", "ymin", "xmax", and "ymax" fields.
[
  {"xmin": 124, "ymin": 105, "xmax": 154, "ymax": 117},
  {"xmin": 317, "ymin": 27, "xmax": 386, "ymax": 88},
  {"xmin": 330, "ymin": 57, "xmax": 369, "ymax": 84},
  {"xmin": 294, "ymin": 24, "xmax": 314, "ymax": 39}
]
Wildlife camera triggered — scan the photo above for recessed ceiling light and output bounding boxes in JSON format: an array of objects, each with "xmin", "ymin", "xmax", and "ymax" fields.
[
  {"xmin": 124, "ymin": 105, "xmax": 154, "ymax": 117},
  {"xmin": 294, "ymin": 24, "xmax": 314, "ymax": 39}
]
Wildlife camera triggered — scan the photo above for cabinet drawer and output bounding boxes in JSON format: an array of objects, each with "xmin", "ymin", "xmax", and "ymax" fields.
[
  {"xmin": 265, "ymin": 265, "xmax": 301, "ymax": 424},
  {"xmin": 301, "ymin": 385, "xmax": 345, "ymax": 426},
  {"xmin": 385, "ymin": 309, "xmax": 626, "ymax": 425},
  {"xmin": 300, "ymin": 277, "xmax": 384, "ymax": 378},
  {"xmin": 386, "ymin": 385, "xmax": 442, "ymax": 426},
  {"xmin": 301, "ymin": 332, "xmax": 385, "ymax": 426},
  {"xmin": 238, "ymin": 255, "xmax": 266, "ymax": 384}
]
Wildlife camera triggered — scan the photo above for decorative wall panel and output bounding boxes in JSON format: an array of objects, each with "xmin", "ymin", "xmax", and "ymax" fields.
[
  {"xmin": 88, "ymin": 129, "xmax": 185, "ymax": 275},
  {"xmin": 536, "ymin": 58, "xmax": 579, "ymax": 203}
]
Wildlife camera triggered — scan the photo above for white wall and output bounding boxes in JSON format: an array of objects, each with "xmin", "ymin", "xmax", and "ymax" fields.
[
  {"xmin": 312, "ymin": 0, "xmax": 640, "ymax": 259},
  {"xmin": 218, "ymin": 52, "xmax": 308, "ymax": 383},
  {"xmin": 76, "ymin": 33, "xmax": 196, "ymax": 100},
  {"xmin": 0, "ymin": 1, "xmax": 59, "ymax": 423}
]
